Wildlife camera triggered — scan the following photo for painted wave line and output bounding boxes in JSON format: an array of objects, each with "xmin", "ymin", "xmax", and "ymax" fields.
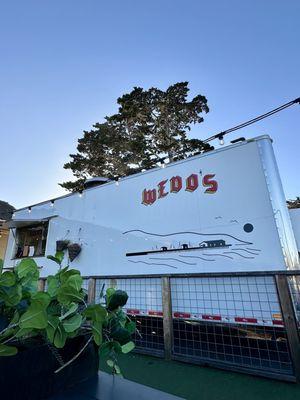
[
  {"xmin": 223, "ymin": 252, "xmax": 254, "ymax": 259},
  {"xmin": 233, "ymin": 248, "xmax": 259, "ymax": 255},
  {"xmin": 179, "ymin": 255, "xmax": 215, "ymax": 262},
  {"xmin": 202, "ymin": 253, "xmax": 234, "ymax": 259},
  {"xmin": 122, "ymin": 229, "xmax": 252, "ymax": 245},
  {"xmin": 149, "ymin": 257, "xmax": 196, "ymax": 266},
  {"xmin": 128, "ymin": 260, "xmax": 178, "ymax": 269}
]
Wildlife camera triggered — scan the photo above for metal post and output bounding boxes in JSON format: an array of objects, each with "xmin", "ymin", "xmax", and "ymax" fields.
[
  {"xmin": 162, "ymin": 277, "xmax": 173, "ymax": 360},
  {"xmin": 275, "ymin": 274, "xmax": 300, "ymax": 381},
  {"xmin": 87, "ymin": 278, "xmax": 96, "ymax": 304},
  {"xmin": 38, "ymin": 278, "xmax": 45, "ymax": 292}
]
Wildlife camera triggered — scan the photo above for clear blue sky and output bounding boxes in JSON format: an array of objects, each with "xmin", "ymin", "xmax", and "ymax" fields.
[{"xmin": 1, "ymin": 0, "xmax": 299, "ymax": 209}]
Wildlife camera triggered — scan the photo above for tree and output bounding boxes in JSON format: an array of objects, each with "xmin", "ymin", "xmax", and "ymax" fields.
[
  {"xmin": 60, "ymin": 82, "xmax": 212, "ymax": 192},
  {"xmin": 0, "ymin": 201, "xmax": 15, "ymax": 220},
  {"xmin": 287, "ymin": 197, "xmax": 300, "ymax": 209}
]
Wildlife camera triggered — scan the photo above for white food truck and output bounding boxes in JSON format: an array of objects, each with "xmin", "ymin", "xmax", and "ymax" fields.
[{"xmin": 4, "ymin": 135, "xmax": 300, "ymax": 327}]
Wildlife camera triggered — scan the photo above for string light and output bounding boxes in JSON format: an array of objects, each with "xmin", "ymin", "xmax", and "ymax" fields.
[
  {"xmin": 115, "ymin": 179, "xmax": 119, "ymax": 186},
  {"xmin": 78, "ymin": 190, "xmax": 83, "ymax": 198},
  {"xmin": 28, "ymin": 207, "xmax": 32, "ymax": 213},
  {"xmin": 218, "ymin": 134, "xmax": 224, "ymax": 146},
  {"xmin": 50, "ymin": 200, "xmax": 55, "ymax": 207}
]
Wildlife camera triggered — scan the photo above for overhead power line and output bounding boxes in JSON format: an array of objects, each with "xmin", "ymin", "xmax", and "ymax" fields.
[{"xmin": 203, "ymin": 97, "xmax": 300, "ymax": 144}]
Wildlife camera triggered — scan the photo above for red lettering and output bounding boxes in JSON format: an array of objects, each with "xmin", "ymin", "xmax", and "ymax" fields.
[
  {"xmin": 158, "ymin": 180, "xmax": 168, "ymax": 198},
  {"xmin": 202, "ymin": 174, "xmax": 218, "ymax": 194},
  {"xmin": 185, "ymin": 174, "xmax": 199, "ymax": 192},
  {"xmin": 170, "ymin": 176, "xmax": 182, "ymax": 193},
  {"xmin": 142, "ymin": 189, "xmax": 157, "ymax": 205}
]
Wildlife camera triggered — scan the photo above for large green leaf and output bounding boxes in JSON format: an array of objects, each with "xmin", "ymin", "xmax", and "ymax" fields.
[
  {"xmin": 59, "ymin": 302, "xmax": 78, "ymax": 321},
  {"xmin": 0, "ymin": 284, "xmax": 22, "ymax": 307},
  {"xmin": 0, "ymin": 271, "xmax": 16, "ymax": 287},
  {"xmin": 16, "ymin": 258, "xmax": 39, "ymax": 279},
  {"xmin": 19, "ymin": 302, "xmax": 48, "ymax": 329},
  {"xmin": 46, "ymin": 275, "xmax": 60, "ymax": 297},
  {"xmin": 67, "ymin": 274, "xmax": 83, "ymax": 291},
  {"xmin": 46, "ymin": 315, "xmax": 60, "ymax": 342},
  {"xmin": 31, "ymin": 292, "xmax": 51, "ymax": 308},
  {"xmin": 83, "ymin": 304, "xmax": 107, "ymax": 323},
  {"xmin": 92, "ymin": 320, "xmax": 102, "ymax": 345},
  {"xmin": 46, "ymin": 316, "xmax": 67, "ymax": 348},
  {"xmin": 57, "ymin": 285, "xmax": 84, "ymax": 305},
  {"xmin": 0, "ymin": 344, "xmax": 17, "ymax": 356},
  {"xmin": 63, "ymin": 314, "xmax": 82, "ymax": 333},
  {"xmin": 106, "ymin": 288, "xmax": 115, "ymax": 303},
  {"xmin": 59, "ymin": 269, "xmax": 80, "ymax": 284},
  {"xmin": 53, "ymin": 324, "xmax": 67, "ymax": 348}
]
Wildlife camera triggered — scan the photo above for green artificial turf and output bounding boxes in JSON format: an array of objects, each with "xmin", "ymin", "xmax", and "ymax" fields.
[{"xmin": 100, "ymin": 353, "xmax": 300, "ymax": 400}]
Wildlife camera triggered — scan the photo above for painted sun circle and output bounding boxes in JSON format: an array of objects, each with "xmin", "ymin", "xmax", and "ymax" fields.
[{"xmin": 243, "ymin": 223, "xmax": 254, "ymax": 233}]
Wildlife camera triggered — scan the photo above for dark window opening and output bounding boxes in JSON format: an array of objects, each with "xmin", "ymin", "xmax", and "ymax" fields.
[{"xmin": 14, "ymin": 223, "xmax": 49, "ymax": 259}]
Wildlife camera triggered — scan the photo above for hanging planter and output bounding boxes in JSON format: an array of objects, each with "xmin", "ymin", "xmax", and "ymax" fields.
[
  {"xmin": 68, "ymin": 243, "xmax": 82, "ymax": 262},
  {"xmin": 56, "ymin": 240, "xmax": 70, "ymax": 252}
]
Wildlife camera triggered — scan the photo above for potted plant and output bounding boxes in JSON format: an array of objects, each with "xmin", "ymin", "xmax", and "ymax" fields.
[{"xmin": 0, "ymin": 251, "xmax": 135, "ymax": 399}]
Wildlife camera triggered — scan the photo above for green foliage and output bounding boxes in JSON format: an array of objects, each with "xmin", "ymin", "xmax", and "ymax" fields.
[
  {"xmin": 0, "ymin": 252, "xmax": 135, "ymax": 375},
  {"xmin": 287, "ymin": 197, "xmax": 300, "ymax": 209},
  {"xmin": 0, "ymin": 343, "xmax": 17, "ymax": 356},
  {"xmin": 107, "ymin": 290, "xmax": 129, "ymax": 311},
  {"xmin": 60, "ymin": 82, "xmax": 212, "ymax": 191}
]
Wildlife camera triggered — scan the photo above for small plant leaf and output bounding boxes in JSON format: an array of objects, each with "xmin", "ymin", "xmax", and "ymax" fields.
[
  {"xmin": 63, "ymin": 314, "xmax": 82, "ymax": 333},
  {"xmin": 121, "ymin": 341, "xmax": 135, "ymax": 354},
  {"xmin": 55, "ymin": 251, "xmax": 64, "ymax": 263},
  {"xmin": 107, "ymin": 359, "xmax": 114, "ymax": 368},
  {"xmin": 47, "ymin": 255, "xmax": 62, "ymax": 265},
  {"xmin": 0, "ymin": 344, "xmax": 17, "ymax": 356}
]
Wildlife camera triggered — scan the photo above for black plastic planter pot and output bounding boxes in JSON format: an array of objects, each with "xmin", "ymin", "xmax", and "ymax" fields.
[{"xmin": 0, "ymin": 335, "xmax": 99, "ymax": 400}]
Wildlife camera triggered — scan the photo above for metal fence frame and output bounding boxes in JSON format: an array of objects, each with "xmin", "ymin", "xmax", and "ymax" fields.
[{"xmin": 43, "ymin": 270, "xmax": 300, "ymax": 382}]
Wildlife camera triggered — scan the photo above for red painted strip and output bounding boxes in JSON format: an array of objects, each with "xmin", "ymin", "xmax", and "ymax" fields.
[
  {"xmin": 202, "ymin": 314, "xmax": 222, "ymax": 321},
  {"xmin": 148, "ymin": 310, "xmax": 163, "ymax": 316},
  {"xmin": 272, "ymin": 319, "xmax": 284, "ymax": 326},
  {"xmin": 173, "ymin": 312, "xmax": 191, "ymax": 318},
  {"xmin": 126, "ymin": 309, "xmax": 140, "ymax": 315},
  {"xmin": 235, "ymin": 317, "xmax": 258, "ymax": 324}
]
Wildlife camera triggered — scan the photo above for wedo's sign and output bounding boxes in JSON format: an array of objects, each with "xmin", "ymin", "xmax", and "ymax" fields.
[{"xmin": 142, "ymin": 173, "xmax": 218, "ymax": 206}]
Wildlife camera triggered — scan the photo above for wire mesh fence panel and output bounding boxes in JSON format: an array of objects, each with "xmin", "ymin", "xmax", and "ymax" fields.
[
  {"xmin": 287, "ymin": 275, "xmax": 300, "ymax": 324},
  {"xmin": 170, "ymin": 276, "xmax": 294, "ymax": 376},
  {"xmin": 108, "ymin": 278, "xmax": 164, "ymax": 354},
  {"xmin": 115, "ymin": 278, "xmax": 164, "ymax": 354},
  {"xmin": 82, "ymin": 278, "xmax": 89, "ymax": 291}
]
